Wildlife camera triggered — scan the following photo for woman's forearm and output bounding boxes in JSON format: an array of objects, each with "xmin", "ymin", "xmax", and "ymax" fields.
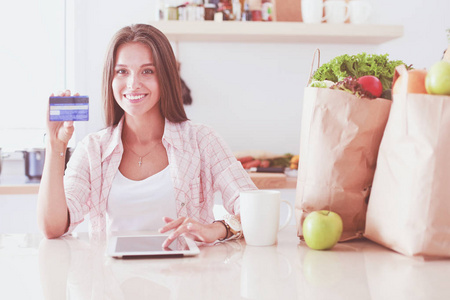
[{"xmin": 37, "ymin": 141, "xmax": 70, "ymax": 239}]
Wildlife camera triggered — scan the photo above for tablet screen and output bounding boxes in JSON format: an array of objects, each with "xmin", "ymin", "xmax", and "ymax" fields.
[{"xmin": 115, "ymin": 235, "xmax": 189, "ymax": 252}]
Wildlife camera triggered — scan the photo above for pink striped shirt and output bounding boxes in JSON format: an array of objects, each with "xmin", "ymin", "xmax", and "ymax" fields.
[{"xmin": 64, "ymin": 117, "xmax": 257, "ymax": 235}]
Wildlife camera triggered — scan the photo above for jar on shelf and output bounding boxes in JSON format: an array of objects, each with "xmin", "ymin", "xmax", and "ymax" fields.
[
  {"xmin": 167, "ymin": 6, "xmax": 178, "ymax": 20},
  {"xmin": 204, "ymin": 3, "xmax": 216, "ymax": 20},
  {"xmin": 248, "ymin": 0, "xmax": 262, "ymax": 21},
  {"xmin": 261, "ymin": 0, "xmax": 274, "ymax": 21},
  {"xmin": 163, "ymin": 0, "xmax": 179, "ymax": 20}
]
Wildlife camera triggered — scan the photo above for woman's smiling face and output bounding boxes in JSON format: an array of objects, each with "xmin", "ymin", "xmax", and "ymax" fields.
[{"xmin": 112, "ymin": 42, "xmax": 161, "ymax": 119}]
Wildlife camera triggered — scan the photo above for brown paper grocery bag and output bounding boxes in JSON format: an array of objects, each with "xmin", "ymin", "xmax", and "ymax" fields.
[
  {"xmin": 365, "ymin": 65, "xmax": 450, "ymax": 257},
  {"xmin": 295, "ymin": 86, "xmax": 392, "ymax": 241}
]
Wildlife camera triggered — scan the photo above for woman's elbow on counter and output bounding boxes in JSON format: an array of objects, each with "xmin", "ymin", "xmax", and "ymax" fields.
[
  {"xmin": 38, "ymin": 218, "xmax": 68, "ymax": 239},
  {"xmin": 43, "ymin": 231, "xmax": 64, "ymax": 239}
]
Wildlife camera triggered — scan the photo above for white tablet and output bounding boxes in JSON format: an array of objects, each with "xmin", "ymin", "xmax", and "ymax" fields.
[{"xmin": 106, "ymin": 235, "xmax": 200, "ymax": 258}]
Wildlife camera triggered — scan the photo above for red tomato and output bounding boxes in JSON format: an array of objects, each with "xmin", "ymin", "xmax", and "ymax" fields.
[{"xmin": 357, "ymin": 75, "xmax": 383, "ymax": 98}]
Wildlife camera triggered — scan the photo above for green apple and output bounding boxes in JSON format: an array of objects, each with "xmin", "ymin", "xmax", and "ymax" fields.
[
  {"xmin": 425, "ymin": 61, "xmax": 450, "ymax": 95},
  {"xmin": 302, "ymin": 210, "xmax": 343, "ymax": 250}
]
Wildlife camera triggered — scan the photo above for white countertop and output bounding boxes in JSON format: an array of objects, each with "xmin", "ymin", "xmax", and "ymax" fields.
[{"xmin": 1, "ymin": 226, "xmax": 449, "ymax": 300}]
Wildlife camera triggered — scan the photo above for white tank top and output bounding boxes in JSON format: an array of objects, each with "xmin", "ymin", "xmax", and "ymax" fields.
[{"xmin": 106, "ymin": 165, "xmax": 177, "ymax": 232}]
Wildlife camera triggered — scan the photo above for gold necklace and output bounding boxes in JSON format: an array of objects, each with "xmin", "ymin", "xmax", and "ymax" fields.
[{"xmin": 122, "ymin": 139, "xmax": 162, "ymax": 167}]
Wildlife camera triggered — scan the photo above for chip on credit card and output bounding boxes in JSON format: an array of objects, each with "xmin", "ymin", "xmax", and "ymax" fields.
[{"xmin": 49, "ymin": 96, "xmax": 89, "ymax": 121}]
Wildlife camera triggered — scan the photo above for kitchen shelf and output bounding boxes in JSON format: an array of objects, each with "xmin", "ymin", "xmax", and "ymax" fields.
[{"xmin": 148, "ymin": 21, "xmax": 403, "ymax": 44}]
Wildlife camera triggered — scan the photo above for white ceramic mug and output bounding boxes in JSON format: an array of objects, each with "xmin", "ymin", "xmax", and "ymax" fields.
[
  {"xmin": 323, "ymin": 0, "xmax": 350, "ymax": 24},
  {"xmin": 301, "ymin": 0, "xmax": 326, "ymax": 24},
  {"xmin": 348, "ymin": 0, "xmax": 372, "ymax": 24},
  {"xmin": 240, "ymin": 190, "xmax": 293, "ymax": 246}
]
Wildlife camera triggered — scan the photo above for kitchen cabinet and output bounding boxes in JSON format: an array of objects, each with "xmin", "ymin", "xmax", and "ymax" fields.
[{"xmin": 148, "ymin": 21, "xmax": 403, "ymax": 44}]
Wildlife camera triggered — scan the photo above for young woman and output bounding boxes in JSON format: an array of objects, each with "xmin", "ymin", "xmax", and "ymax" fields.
[{"xmin": 37, "ymin": 24, "xmax": 257, "ymax": 246}]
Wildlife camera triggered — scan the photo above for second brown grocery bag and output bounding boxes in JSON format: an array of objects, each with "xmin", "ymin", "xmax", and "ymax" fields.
[
  {"xmin": 365, "ymin": 65, "xmax": 450, "ymax": 257},
  {"xmin": 295, "ymin": 51, "xmax": 393, "ymax": 241}
]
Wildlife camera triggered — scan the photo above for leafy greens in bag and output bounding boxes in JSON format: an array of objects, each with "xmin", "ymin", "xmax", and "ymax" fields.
[
  {"xmin": 312, "ymin": 53, "xmax": 410, "ymax": 91},
  {"xmin": 330, "ymin": 77, "xmax": 377, "ymax": 99},
  {"xmin": 309, "ymin": 80, "xmax": 335, "ymax": 88}
]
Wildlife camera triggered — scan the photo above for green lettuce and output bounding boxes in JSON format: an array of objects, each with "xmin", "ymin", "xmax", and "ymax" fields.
[
  {"xmin": 308, "ymin": 80, "xmax": 335, "ymax": 88},
  {"xmin": 312, "ymin": 53, "xmax": 410, "ymax": 91}
]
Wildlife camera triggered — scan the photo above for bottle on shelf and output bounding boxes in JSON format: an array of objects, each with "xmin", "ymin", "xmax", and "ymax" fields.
[
  {"xmin": 185, "ymin": 0, "xmax": 204, "ymax": 21},
  {"xmin": 218, "ymin": 0, "xmax": 233, "ymax": 20},
  {"xmin": 158, "ymin": 0, "xmax": 165, "ymax": 20},
  {"xmin": 241, "ymin": 0, "xmax": 252, "ymax": 21},
  {"xmin": 232, "ymin": 0, "xmax": 242, "ymax": 21}
]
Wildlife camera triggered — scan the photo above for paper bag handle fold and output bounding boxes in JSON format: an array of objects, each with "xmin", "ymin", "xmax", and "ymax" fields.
[
  {"xmin": 393, "ymin": 64, "xmax": 410, "ymax": 96},
  {"xmin": 393, "ymin": 64, "xmax": 407, "ymax": 86},
  {"xmin": 307, "ymin": 48, "xmax": 321, "ymax": 86}
]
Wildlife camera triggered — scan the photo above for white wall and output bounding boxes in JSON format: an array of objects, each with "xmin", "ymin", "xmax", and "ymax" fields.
[
  {"xmin": 373, "ymin": 0, "xmax": 449, "ymax": 69},
  {"xmin": 69, "ymin": 0, "xmax": 160, "ymax": 142},
  {"xmin": 0, "ymin": 0, "xmax": 65, "ymax": 151},
  {"xmin": 71, "ymin": 0, "xmax": 449, "ymax": 156}
]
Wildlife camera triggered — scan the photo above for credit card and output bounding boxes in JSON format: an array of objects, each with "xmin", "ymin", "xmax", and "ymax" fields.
[{"xmin": 49, "ymin": 96, "xmax": 89, "ymax": 121}]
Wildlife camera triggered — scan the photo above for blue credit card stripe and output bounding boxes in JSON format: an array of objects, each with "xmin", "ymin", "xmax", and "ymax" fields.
[{"xmin": 49, "ymin": 96, "xmax": 89, "ymax": 104}]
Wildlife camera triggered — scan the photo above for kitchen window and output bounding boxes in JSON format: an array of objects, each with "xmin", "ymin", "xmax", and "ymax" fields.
[{"xmin": 0, "ymin": 0, "xmax": 66, "ymax": 151}]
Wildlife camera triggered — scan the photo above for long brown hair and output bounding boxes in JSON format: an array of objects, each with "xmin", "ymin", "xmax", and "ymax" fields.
[{"xmin": 102, "ymin": 24, "xmax": 188, "ymax": 126}]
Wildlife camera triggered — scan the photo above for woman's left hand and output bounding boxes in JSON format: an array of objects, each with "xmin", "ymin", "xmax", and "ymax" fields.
[{"xmin": 159, "ymin": 217, "xmax": 227, "ymax": 248}]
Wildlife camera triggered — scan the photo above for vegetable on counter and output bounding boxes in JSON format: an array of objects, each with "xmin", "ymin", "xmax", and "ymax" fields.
[
  {"xmin": 236, "ymin": 156, "xmax": 254, "ymax": 164},
  {"xmin": 236, "ymin": 153, "xmax": 295, "ymax": 170},
  {"xmin": 311, "ymin": 52, "xmax": 411, "ymax": 92},
  {"xmin": 290, "ymin": 155, "xmax": 299, "ymax": 170},
  {"xmin": 242, "ymin": 159, "xmax": 261, "ymax": 169}
]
